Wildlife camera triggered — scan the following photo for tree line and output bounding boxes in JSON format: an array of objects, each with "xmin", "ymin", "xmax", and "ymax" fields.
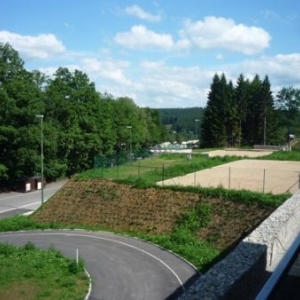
[
  {"xmin": 1, "ymin": 43, "xmax": 299, "ymax": 185},
  {"xmin": 0, "ymin": 43, "xmax": 168, "ymax": 184},
  {"xmin": 201, "ymin": 73, "xmax": 300, "ymax": 148}
]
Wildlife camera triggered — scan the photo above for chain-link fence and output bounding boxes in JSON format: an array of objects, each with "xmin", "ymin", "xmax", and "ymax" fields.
[
  {"xmin": 93, "ymin": 154, "xmax": 164, "ymax": 181},
  {"xmin": 158, "ymin": 161, "xmax": 300, "ymax": 195},
  {"xmin": 93, "ymin": 154, "xmax": 300, "ymax": 194}
]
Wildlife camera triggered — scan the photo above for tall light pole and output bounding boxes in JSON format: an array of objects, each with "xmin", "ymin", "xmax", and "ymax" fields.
[
  {"xmin": 194, "ymin": 119, "xmax": 200, "ymax": 141},
  {"xmin": 36, "ymin": 114, "xmax": 44, "ymax": 204},
  {"xmin": 126, "ymin": 126, "xmax": 132, "ymax": 161}
]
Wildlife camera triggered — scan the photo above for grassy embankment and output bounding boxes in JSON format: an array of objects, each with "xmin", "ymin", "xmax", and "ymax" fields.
[{"xmin": 0, "ymin": 151, "xmax": 292, "ymax": 273}]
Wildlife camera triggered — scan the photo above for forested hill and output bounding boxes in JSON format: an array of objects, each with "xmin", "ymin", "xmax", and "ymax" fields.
[{"xmin": 156, "ymin": 107, "xmax": 204, "ymax": 138}]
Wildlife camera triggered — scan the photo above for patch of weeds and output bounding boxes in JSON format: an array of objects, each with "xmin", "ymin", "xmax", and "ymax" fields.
[
  {"xmin": 0, "ymin": 216, "xmax": 46, "ymax": 232},
  {"xmin": 177, "ymin": 201, "xmax": 212, "ymax": 232},
  {"xmin": 97, "ymin": 189, "xmax": 119, "ymax": 201},
  {"xmin": 0, "ymin": 243, "xmax": 89, "ymax": 299}
]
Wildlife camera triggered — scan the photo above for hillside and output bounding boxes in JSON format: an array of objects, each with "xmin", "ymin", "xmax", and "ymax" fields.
[
  {"xmin": 32, "ymin": 179, "xmax": 275, "ymax": 253},
  {"xmin": 156, "ymin": 107, "xmax": 204, "ymax": 136}
]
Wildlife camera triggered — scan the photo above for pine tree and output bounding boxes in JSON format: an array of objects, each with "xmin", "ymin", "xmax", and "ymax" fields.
[
  {"xmin": 201, "ymin": 73, "xmax": 228, "ymax": 147},
  {"xmin": 234, "ymin": 74, "xmax": 250, "ymax": 146}
]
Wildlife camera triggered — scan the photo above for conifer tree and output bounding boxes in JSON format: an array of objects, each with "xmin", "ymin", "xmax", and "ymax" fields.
[{"xmin": 201, "ymin": 73, "xmax": 227, "ymax": 147}]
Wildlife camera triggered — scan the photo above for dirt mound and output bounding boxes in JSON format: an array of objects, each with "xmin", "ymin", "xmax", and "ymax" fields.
[{"xmin": 33, "ymin": 179, "xmax": 199, "ymax": 234}]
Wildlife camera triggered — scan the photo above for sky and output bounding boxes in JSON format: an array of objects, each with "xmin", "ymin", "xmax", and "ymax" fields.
[{"xmin": 0, "ymin": 0, "xmax": 299, "ymax": 108}]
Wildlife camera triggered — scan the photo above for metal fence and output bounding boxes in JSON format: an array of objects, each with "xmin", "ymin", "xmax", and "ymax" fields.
[
  {"xmin": 93, "ymin": 154, "xmax": 163, "ymax": 181},
  {"xmin": 158, "ymin": 166, "xmax": 300, "ymax": 195},
  {"xmin": 94, "ymin": 155, "xmax": 300, "ymax": 194}
]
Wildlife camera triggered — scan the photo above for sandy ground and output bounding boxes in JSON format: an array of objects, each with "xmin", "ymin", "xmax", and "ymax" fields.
[{"xmin": 159, "ymin": 150, "xmax": 300, "ymax": 194}]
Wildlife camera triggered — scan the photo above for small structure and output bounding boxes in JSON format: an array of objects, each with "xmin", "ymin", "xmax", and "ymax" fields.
[{"xmin": 13, "ymin": 175, "xmax": 42, "ymax": 193}]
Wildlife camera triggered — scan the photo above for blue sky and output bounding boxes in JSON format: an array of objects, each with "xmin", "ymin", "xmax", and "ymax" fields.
[{"xmin": 1, "ymin": 0, "xmax": 299, "ymax": 108}]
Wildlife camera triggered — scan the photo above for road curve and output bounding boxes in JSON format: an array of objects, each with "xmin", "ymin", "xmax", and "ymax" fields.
[{"xmin": 0, "ymin": 230, "xmax": 198, "ymax": 300}]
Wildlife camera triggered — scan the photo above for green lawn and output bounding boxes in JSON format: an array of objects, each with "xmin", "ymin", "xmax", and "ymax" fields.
[{"xmin": 0, "ymin": 242, "xmax": 89, "ymax": 300}]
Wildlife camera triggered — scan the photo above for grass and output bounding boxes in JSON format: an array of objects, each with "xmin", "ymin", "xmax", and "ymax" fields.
[
  {"xmin": 76, "ymin": 153, "xmax": 240, "ymax": 185},
  {"xmin": 0, "ymin": 242, "xmax": 89, "ymax": 300},
  {"xmin": 261, "ymin": 149, "xmax": 300, "ymax": 161},
  {"xmin": 0, "ymin": 179, "xmax": 286, "ymax": 271},
  {"xmin": 0, "ymin": 149, "xmax": 295, "ymax": 280}
]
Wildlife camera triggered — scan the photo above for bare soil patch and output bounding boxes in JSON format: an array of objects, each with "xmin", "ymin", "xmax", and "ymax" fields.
[{"xmin": 33, "ymin": 179, "xmax": 275, "ymax": 251}]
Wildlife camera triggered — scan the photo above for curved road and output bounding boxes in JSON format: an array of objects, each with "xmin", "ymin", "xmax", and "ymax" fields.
[{"xmin": 0, "ymin": 230, "xmax": 198, "ymax": 300}]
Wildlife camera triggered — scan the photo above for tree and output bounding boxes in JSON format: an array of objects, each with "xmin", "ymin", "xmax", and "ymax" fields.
[
  {"xmin": 45, "ymin": 67, "xmax": 104, "ymax": 177},
  {"xmin": 234, "ymin": 74, "xmax": 250, "ymax": 146},
  {"xmin": 224, "ymin": 80, "xmax": 239, "ymax": 147},
  {"xmin": 0, "ymin": 43, "xmax": 44, "ymax": 182},
  {"xmin": 244, "ymin": 75, "xmax": 276, "ymax": 145},
  {"xmin": 275, "ymin": 86, "xmax": 300, "ymax": 142},
  {"xmin": 201, "ymin": 73, "xmax": 228, "ymax": 147}
]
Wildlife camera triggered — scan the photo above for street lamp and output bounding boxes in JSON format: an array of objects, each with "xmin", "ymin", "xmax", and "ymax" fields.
[
  {"xmin": 36, "ymin": 114, "xmax": 44, "ymax": 204},
  {"xmin": 194, "ymin": 119, "xmax": 200, "ymax": 141},
  {"xmin": 126, "ymin": 126, "xmax": 132, "ymax": 161}
]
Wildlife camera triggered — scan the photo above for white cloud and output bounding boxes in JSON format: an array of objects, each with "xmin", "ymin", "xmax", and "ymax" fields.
[
  {"xmin": 180, "ymin": 16, "xmax": 271, "ymax": 55},
  {"xmin": 125, "ymin": 5, "xmax": 161, "ymax": 22},
  {"xmin": 0, "ymin": 31, "xmax": 66, "ymax": 59},
  {"xmin": 130, "ymin": 61, "xmax": 213, "ymax": 107},
  {"xmin": 81, "ymin": 57, "xmax": 131, "ymax": 85},
  {"xmin": 89, "ymin": 52, "xmax": 300, "ymax": 108},
  {"xmin": 239, "ymin": 53, "xmax": 300, "ymax": 87},
  {"xmin": 114, "ymin": 17, "xmax": 271, "ymax": 54},
  {"xmin": 114, "ymin": 25, "xmax": 174, "ymax": 49},
  {"xmin": 30, "ymin": 50, "xmax": 300, "ymax": 108}
]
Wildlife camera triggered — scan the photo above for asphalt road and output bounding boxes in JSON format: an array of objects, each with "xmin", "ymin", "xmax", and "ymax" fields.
[
  {"xmin": 0, "ymin": 180, "xmax": 67, "ymax": 219},
  {"xmin": 0, "ymin": 230, "xmax": 199, "ymax": 300}
]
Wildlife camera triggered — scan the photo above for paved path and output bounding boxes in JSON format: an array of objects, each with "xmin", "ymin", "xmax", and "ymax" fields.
[
  {"xmin": 0, "ymin": 181, "xmax": 67, "ymax": 219},
  {"xmin": 0, "ymin": 230, "xmax": 198, "ymax": 300}
]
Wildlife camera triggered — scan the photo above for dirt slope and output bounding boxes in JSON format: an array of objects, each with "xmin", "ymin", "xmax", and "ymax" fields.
[{"xmin": 32, "ymin": 179, "xmax": 275, "ymax": 250}]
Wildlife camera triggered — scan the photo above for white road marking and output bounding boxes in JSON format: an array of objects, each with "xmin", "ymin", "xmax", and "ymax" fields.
[
  {"xmin": 0, "ymin": 185, "xmax": 63, "ymax": 202},
  {"xmin": 0, "ymin": 231, "xmax": 185, "ymax": 291},
  {"xmin": 0, "ymin": 201, "xmax": 40, "ymax": 214}
]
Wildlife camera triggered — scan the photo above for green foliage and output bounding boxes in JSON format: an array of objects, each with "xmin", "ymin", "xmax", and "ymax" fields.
[
  {"xmin": 0, "ymin": 215, "xmax": 61, "ymax": 232},
  {"xmin": 260, "ymin": 149, "xmax": 300, "ymax": 161},
  {"xmin": 0, "ymin": 243, "xmax": 88, "ymax": 299},
  {"xmin": 275, "ymin": 86, "xmax": 300, "ymax": 141},
  {"xmin": 137, "ymin": 229, "xmax": 219, "ymax": 271},
  {"xmin": 0, "ymin": 44, "xmax": 167, "ymax": 184},
  {"xmin": 156, "ymin": 107, "xmax": 204, "ymax": 141},
  {"xmin": 24, "ymin": 242, "xmax": 36, "ymax": 251},
  {"xmin": 126, "ymin": 154, "xmax": 239, "ymax": 185},
  {"xmin": 201, "ymin": 73, "xmax": 278, "ymax": 147},
  {"xmin": 177, "ymin": 202, "xmax": 212, "ymax": 231},
  {"xmin": 1, "ymin": 43, "xmax": 299, "ymax": 185},
  {"xmin": 0, "ymin": 216, "xmax": 41, "ymax": 231},
  {"xmin": 0, "ymin": 164, "xmax": 8, "ymax": 180}
]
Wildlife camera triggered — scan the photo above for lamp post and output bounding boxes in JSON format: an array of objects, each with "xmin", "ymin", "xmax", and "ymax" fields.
[
  {"xmin": 36, "ymin": 114, "xmax": 44, "ymax": 204},
  {"xmin": 194, "ymin": 119, "xmax": 200, "ymax": 141},
  {"xmin": 126, "ymin": 126, "xmax": 132, "ymax": 161}
]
